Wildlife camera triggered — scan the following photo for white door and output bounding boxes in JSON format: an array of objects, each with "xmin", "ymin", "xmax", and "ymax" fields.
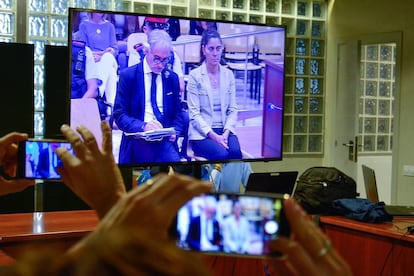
[
  {"xmin": 333, "ymin": 33, "xmax": 401, "ymax": 202},
  {"xmin": 333, "ymin": 40, "xmax": 360, "ymax": 178}
]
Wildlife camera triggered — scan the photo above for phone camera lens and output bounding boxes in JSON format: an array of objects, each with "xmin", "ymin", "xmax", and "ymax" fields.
[{"xmin": 264, "ymin": 221, "xmax": 279, "ymax": 235}]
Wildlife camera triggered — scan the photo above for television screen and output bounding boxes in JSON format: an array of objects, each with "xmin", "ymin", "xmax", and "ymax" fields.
[{"xmin": 68, "ymin": 8, "xmax": 285, "ymax": 167}]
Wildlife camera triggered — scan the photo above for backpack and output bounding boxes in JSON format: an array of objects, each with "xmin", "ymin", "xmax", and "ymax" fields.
[{"xmin": 293, "ymin": 167, "xmax": 358, "ymax": 214}]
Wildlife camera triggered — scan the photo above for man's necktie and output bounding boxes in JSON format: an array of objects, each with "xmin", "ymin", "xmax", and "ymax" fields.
[{"xmin": 151, "ymin": 72, "xmax": 163, "ymax": 122}]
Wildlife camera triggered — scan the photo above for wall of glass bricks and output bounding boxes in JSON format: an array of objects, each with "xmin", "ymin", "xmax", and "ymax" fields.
[
  {"xmin": 359, "ymin": 43, "xmax": 395, "ymax": 154},
  {"xmin": 0, "ymin": 0, "xmax": 327, "ymax": 155}
]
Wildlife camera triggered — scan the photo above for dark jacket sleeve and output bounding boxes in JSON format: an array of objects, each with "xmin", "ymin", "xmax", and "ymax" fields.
[{"xmin": 113, "ymin": 64, "xmax": 146, "ymax": 133}]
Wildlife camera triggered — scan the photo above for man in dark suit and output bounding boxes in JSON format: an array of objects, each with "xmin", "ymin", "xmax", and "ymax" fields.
[
  {"xmin": 36, "ymin": 142, "xmax": 60, "ymax": 179},
  {"xmin": 186, "ymin": 196, "xmax": 222, "ymax": 251},
  {"xmin": 113, "ymin": 29, "xmax": 184, "ymax": 164}
]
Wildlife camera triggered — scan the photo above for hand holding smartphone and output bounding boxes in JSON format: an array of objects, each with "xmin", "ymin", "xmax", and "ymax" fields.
[
  {"xmin": 17, "ymin": 139, "xmax": 73, "ymax": 181},
  {"xmin": 172, "ymin": 192, "xmax": 290, "ymax": 258}
]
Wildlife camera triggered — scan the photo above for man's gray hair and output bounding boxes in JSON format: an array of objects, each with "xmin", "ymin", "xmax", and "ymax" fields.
[{"xmin": 147, "ymin": 29, "xmax": 172, "ymax": 52}]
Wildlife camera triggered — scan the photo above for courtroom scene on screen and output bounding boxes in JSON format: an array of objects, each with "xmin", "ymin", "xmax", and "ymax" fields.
[
  {"xmin": 175, "ymin": 193, "xmax": 285, "ymax": 256},
  {"xmin": 68, "ymin": 8, "xmax": 286, "ymax": 167}
]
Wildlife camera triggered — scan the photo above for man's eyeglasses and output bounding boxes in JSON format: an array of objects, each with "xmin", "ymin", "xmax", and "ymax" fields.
[
  {"xmin": 205, "ymin": 45, "xmax": 223, "ymax": 53},
  {"xmin": 152, "ymin": 55, "xmax": 170, "ymax": 65}
]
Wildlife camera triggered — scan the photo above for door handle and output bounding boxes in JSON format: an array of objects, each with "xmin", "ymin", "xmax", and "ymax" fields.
[
  {"xmin": 341, "ymin": 137, "xmax": 361, "ymax": 162},
  {"xmin": 342, "ymin": 140, "xmax": 355, "ymax": 161}
]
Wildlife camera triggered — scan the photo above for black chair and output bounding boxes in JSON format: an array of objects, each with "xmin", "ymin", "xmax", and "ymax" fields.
[{"xmin": 226, "ymin": 46, "xmax": 263, "ymax": 103}]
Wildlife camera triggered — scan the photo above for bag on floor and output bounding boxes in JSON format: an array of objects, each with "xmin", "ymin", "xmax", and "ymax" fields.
[{"xmin": 293, "ymin": 167, "xmax": 358, "ymax": 214}]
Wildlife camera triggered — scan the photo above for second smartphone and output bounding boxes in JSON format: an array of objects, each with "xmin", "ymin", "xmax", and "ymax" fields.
[
  {"xmin": 17, "ymin": 139, "xmax": 73, "ymax": 181},
  {"xmin": 172, "ymin": 192, "xmax": 290, "ymax": 258}
]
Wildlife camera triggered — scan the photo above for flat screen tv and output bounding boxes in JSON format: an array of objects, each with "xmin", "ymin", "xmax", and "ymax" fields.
[{"xmin": 68, "ymin": 7, "xmax": 285, "ymax": 167}]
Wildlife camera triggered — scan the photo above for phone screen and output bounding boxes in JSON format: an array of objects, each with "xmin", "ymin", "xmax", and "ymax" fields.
[
  {"xmin": 174, "ymin": 193, "xmax": 290, "ymax": 257},
  {"xmin": 18, "ymin": 139, "xmax": 73, "ymax": 180}
]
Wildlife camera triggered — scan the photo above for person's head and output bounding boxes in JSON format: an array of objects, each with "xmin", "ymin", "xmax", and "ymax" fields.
[
  {"xmin": 232, "ymin": 201, "xmax": 243, "ymax": 219},
  {"xmin": 90, "ymin": 12, "xmax": 105, "ymax": 22},
  {"xmin": 200, "ymin": 29, "xmax": 223, "ymax": 66},
  {"xmin": 198, "ymin": 21, "xmax": 216, "ymax": 31},
  {"xmin": 147, "ymin": 29, "xmax": 172, "ymax": 74},
  {"xmin": 203, "ymin": 196, "xmax": 217, "ymax": 219},
  {"xmin": 142, "ymin": 17, "xmax": 169, "ymax": 34},
  {"xmin": 124, "ymin": 15, "xmax": 140, "ymax": 34}
]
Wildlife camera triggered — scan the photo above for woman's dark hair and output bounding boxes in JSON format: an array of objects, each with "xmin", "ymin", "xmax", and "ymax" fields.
[{"xmin": 199, "ymin": 29, "xmax": 223, "ymax": 64}]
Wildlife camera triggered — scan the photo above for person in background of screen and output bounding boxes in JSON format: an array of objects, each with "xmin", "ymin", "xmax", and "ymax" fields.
[
  {"xmin": 77, "ymin": 12, "xmax": 119, "ymax": 109},
  {"xmin": 128, "ymin": 17, "xmax": 185, "ymax": 93},
  {"xmin": 209, "ymin": 162, "xmax": 252, "ymax": 192},
  {"xmin": 222, "ymin": 200, "xmax": 251, "ymax": 254},
  {"xmin": 167, "ymin": 18, "xmax": 181, "ymax": 41},
  {"xmin": 35, "ymin": 142, "xmax": 60, "ymax": 179},
  {"xmin": 128, "ymin": 17, "xmax": 188, "ymax": 160},
  {"xmin": 187, "ymin": 29, "xmax": 242, "ymax": 161},
  {"xmin": 189, "ymin": 20, "xmax": 217, "ymax": 35},
  {"xmin": 0, "ymin": 132, "xmax": 35, "ymax": 196},
  {"xmin": 71, "ymin": 41, "xmax": 100, "ymax": 99},
  {"xmin": 108, "ymin": 14, "xmax": 140, "ymax": 70},
  {"xmin": 186, "ymin": 195, "xmax": 222, "ymax": 252},
  {"xmin": 113, "ymin": 29, "xmax": 184, "ymax": 164}
]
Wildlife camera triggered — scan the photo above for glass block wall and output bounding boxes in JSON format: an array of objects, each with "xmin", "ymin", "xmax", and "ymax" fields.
[
  {"xmin": 359, "ymin": 43, "xmax": 395, "ymax": 154},
  {"xmin": 0, "ymin": 0, "xmax": 327, "ymax": 155}
]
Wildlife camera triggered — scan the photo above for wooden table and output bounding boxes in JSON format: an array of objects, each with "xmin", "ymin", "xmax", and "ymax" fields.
[
  {"xmin": 0, "ymin": 210, "xmax": 266, "ymax": 275},
  {"xmin": 0, "ymin": 210, "xmax": 99, "ymax": 264},
  {"xmin": 4, "ymin": 211, "xmax": 412, "ymax": 275},
  {"xmin": 319, "ymin": 216, "xmax": 414, "ymax": 276}
]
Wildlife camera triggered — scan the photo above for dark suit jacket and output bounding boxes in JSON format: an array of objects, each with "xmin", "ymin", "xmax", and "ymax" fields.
[
  {"xmin": 36, "ymin": 147, "xmax": 60, "ymax": 178},
  {"xmin": 113, "ymin": 62, "xmax": 184, "ymax": 164},
  {"xmin": 186, "ymin": 216, "xmax": 222, "ymax": 251}
]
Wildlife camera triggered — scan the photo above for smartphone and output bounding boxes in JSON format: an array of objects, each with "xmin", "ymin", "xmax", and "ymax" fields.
[
  {"xmin": 172, "ymin": 192, "xmax": 290, "ymax": 258},
  {"xmin": 17, "ymin": 139, "xmax": 73, "ymax": 180}
]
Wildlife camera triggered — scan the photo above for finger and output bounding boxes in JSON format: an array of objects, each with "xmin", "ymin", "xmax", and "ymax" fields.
[
  {"xmin": 0, "ymin": 176, "xmax": 35, "ymax": 195},
  {"xmin": 55, "ymin": 147, "xmax": 80, "ymax": 168},
  {"xmin": 283, "ymin": 198, "xmax": 327, "ymax": 255},
  {"xmin": 56, "ymin": 166, "xmax": 74, "ymax": 190},
  {"xmin": 100, "ymin": 121, "xmax": 113, "ymax": 155},
  {"xmin": 60, "ymin": 124, "xmax": 88, "ymax": 158},
  {"xmin": 0, "ymin": 132, "xmax": 28, "ymax": 146},
  {"xmin": 75, "ymin": 125, "xmax": 100, "ymax": 155},
  {"xmin": 150, "ymin": 174, "xmax": 211, "ymax": 203},
  {"xmin": 126, "ymin": 174, "xmax": 211, "ymax": 227},
  {"xmin": 144, "ymin": 174, "xmax": 212, "ymax": 220},
  {"xmin": 284, "ymin": 199, "xmax": 343, "ymax": 270},
  {"xmin": 265, "ymin": 257, "xmax": 296, "ymax": 276},
  {"xmin": 269, "ymin": 238, "xmax": 320, "ymax": 276}
]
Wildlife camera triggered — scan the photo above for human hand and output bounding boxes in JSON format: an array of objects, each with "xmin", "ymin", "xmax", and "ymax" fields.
[
  {"xmin": 105, "ymin": 47, "xmax": 115, "ymax": 55},
  {"xmin": 92, "ymin": 51, "xmax": 104, "ymax": 62},
  {"xmin": 68, "ymin": 173, "xmax": 212, "ymax": 274},
  {"xmin": 222, "ymin": 130, "xmax": 230, "ymax": 146},
  {"xmin": 266, "ymin": 198, "xmax": 352, "ymax": 276},
  {"xmin": 208, "ymin": 131, "xmax": 229, "ymax": 149},
  {"xmin": 56, "ymin": 121, "xmax": 126, "ymax": 219},
  {"xmin": 0, "ymin": 132, "xmax": 35, "ymax": 196},
  {"xmin": 169, "ymin": 134, "xmax": 176, "ymax": 142},
  {"xmin": 67, "ymin": 226, "xmax": 211, "ymax": 276},
  {"xmin": 144, "ymin": 119, "xmax": 163, "ymax": 131}
]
